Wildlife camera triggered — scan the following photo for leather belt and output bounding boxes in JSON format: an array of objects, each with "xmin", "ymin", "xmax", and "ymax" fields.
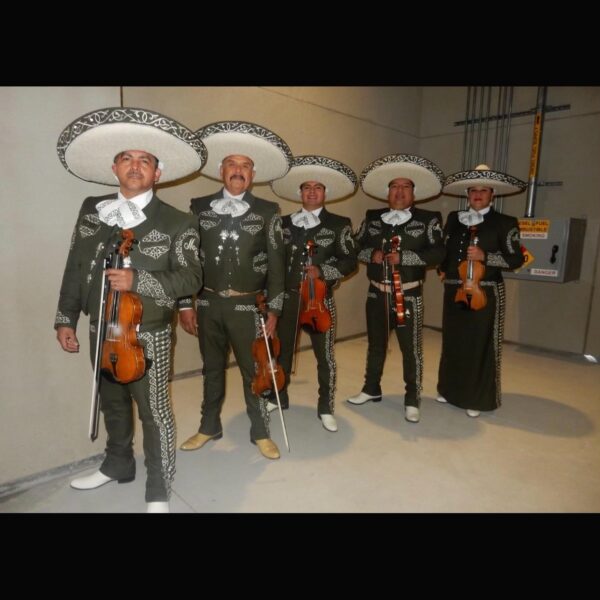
[
  {"xmin": 203, "ymin": 287, "xmax": 261, "ymax": 298},
  {"xmin": 370, "ymin": 279, "xmax": 421, "ymax": 293}
]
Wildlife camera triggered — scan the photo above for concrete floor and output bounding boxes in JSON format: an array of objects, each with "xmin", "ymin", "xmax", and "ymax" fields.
[{"xmin": 2, "ymin": 329, "xmax": 599, "ymax": 513}]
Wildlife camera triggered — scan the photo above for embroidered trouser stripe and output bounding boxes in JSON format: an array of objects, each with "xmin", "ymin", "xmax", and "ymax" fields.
[
  {"xmin": 91, "ymin": 324, "xmax": 175, "ymax": 502},
  {"xmin": 139, "ymin": 326, "xmax": 175, "ymax": 500},
  {"xmin": 492, "ymin": 281, "xmax": 506, "ymax": 407},
  {"xmin": 362, "ymin": 287, "xmax": 423, "ymax": 406},
  {"xmin": 274, "ymin": 292, "xmax": 338, "ymax": 415}
]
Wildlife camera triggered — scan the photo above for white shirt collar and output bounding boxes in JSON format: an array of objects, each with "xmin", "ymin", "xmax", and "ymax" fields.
[
  {"xmin": 302, "ymin": 207, "xmax": 323, "ymax": 217},
  {"xmin": 223, "ymin": 188, "xmax": 247, "ymax": 201},
  {"xmin": 117, "ymin": 189, "xmax": 154, "ymax": 209},
  {"xmin": 458, "ymin": 205, "xmax": 491, "ymax": 226},
  {"xmin": 381, "ymin": 208, "xmax": 412, "ymax": 226},
  {"xmin": 291, "ymin": 208, "xmax": 321, "ymax": 229}
]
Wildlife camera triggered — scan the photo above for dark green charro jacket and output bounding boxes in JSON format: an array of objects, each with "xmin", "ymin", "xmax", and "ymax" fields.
[
  {"xmin": 354, "ymin": 206, "xmax": 445, "ymax": 283},
  {"xmin": 281, "ymin": 208, "xmax": 357, "ymax": 293},
  {"xmin": 440, "ymin": 208, "xmax": 524, "ymax": 281},
  {"xmin": 54, "ymin": 194, "xmax": 202, "ymax": 333},
  {"xmin": 178, "ymin": 189, "xmax": 285, "ymax": 315}
]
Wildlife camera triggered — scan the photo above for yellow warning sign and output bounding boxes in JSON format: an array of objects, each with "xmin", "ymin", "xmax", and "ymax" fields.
[
  {"xmin": 519, "ymin": 219, "xmax": 550, "ymax": 239},
  {"xmin": 521, "ymin": 245, "xmax": 535, "ymax": 268}
]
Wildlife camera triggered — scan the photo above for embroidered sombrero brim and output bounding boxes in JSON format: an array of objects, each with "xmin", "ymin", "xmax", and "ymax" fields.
[
  {"xmin": 270, "ymin": 155, "xmax": 358, "ymax": 202},
  {"xmin": 197, "ymin": 121, "xmax": 292, "ymax": 183},
  {"xmin": 57, "ymin": 107, "xmax": 207, "ymax": 186},
  {"xmin": 443, "ymin": 168, "xmax": 527, "ymax": 196},
  {"xmin": 360, "ymin": 154, "xmax": 444, "ymax": 201}
]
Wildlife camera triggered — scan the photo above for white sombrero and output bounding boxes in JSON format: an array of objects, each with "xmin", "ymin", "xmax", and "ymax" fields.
[
  {"xmin": 57, "ymin": 107, "xmax": 207, "ymax": 185},
  {"xmin": 360, "ymin": 154, "xmax": 445, "ymax": 201},
  {"xmin": 443, "ymin": 164, "xmax": 526, "ymax": 196},
  {"xmin": 197, "ymin": 121, "xmax": 292, "ymax": 183},
  {"xmin": 270, "ymin": 155, "xmax": 358, "ymax": 202}
]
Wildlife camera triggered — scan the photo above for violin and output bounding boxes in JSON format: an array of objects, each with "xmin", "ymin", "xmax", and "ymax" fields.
[
  {"xmin": 389, "ymin": 235, "xmax": 406, "ymax": 326},
  {"xmin": 251, "ymin": 293, "xmax": 285, "ymax": 396},
  {"xmin": 298, "ymin": 240, "xmax": 332, "ymax": 334},
  {"xmin": 100, "ymin": 229, "xmax": 147, "ymax": 383},
  {"xmin": 455, "ymin": 225, "xmax": 487, "ymax": 311}
]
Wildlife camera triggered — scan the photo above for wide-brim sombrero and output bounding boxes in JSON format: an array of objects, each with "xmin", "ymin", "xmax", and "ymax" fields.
[
  {"xmin": 360, "ymin": 154, "xmax": 444, "ymax": 201},
  {"xmin": 443, "ymin": 164, "xmax": 527, "ymax": 196},
  {"xmin": 197, "ymin": 121, "xmax": 292, "ymax": 183},
  {"xmin": 57, "ymin": 107, "xmax": 207, "ymax": 185},
  {"xmin": 270, "ymin": 155, "xmax": 357, "ymax": 202}
]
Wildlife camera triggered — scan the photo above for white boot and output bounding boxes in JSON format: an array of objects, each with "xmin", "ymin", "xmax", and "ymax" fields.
[
  {"xmin": 346, "ymin": 391, "xmax": 382, "ymax": 405},
  {"xmin": 319, "ymin": 414, "xmax": 338, "ymax": 432},
  {"xmin": 436, "ymin": 395, "xmax": 448, "ymax": 403},
  {"xmin": 70, "ymin": 470, "xmax": 114, "ymax": 490},
  {"xmin": 405, "ymin": 406, "xmax": 420, "ymax": 423},
  {"xmin": 147, "ymin": 501, "xmax": 170, "ymax": 513}
]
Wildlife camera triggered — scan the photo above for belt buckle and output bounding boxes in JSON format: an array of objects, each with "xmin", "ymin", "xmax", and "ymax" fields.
[{"xmin": 218, "ymin": 289, "xmax": 232, "ymax": 298}]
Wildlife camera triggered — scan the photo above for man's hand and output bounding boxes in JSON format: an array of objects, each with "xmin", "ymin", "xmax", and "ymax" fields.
[
  {"xmin": 265, "ymin": 313, "xmax": 278, "ymax": 338},
  {"xmin": 467, "ymin": 246, "xmax": 485, "ymax": 261},
  {"xmin": 179, "ymin": 309, "xmax": 198, "ymax": 337},
  {"xmin": 106, "ymin": 268, "xmax": 134, "ymax": 292},
  {"xmin": 57, "ymin": 326, "xmax": 80, "ymax": 353},
  {"xmin": 385, "ymin": 252, "xmax": 400, "ymax": 265},
  {"xmin": 371, "ymin": 249, "xmax": 384, "ymax": 264}
]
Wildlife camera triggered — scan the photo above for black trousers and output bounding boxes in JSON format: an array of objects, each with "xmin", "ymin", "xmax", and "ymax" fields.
[
  {"xmin": 361, "ymin": 285, "xmax": 424, "ymax": 407},
  {"xmin": 196, "ymin": 291, "xmax": 271, "ymax": 441},
  {"xmin": 274, "ymin": 291, "xmax": 337, "ymax": 415},
  {"xmin": 91, "ymin": 324, "xmax": 175, "ymax": 503}
]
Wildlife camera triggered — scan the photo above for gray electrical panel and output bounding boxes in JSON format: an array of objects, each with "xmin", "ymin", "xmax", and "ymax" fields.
[{"xmin": 504, "ymin": 217, "xmax": 586, "ymax": 283}]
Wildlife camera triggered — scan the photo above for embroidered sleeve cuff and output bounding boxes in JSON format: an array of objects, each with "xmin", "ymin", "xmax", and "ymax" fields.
[
  {"xmin": 401, "ymin": 251, "xmax": 426, "ymax": 266},
  {"xmin": 321, "ymin": 264, "xmax": 344, "ymax": 280},
  {"xmin": 486, "ymin": 252, "xmax": 509, "ymax": 268},
  {"xmin": 267, "ymin": 291, "xmax": 284, "ymax": 316},
  {"xmin": 358, "ymin": 248, "xmax": 374, "ymax": 263},
  {"xmin": 178, "ymin": 296, "xmax": 194, "ymax": 310},
  {"xmin": 54, "ymin": 309, "xmax": 77, "ymax": 330}
]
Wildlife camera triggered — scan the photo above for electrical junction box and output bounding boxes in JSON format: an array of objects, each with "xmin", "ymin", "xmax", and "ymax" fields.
[{"xmin": 504, "ymin": 217, "xmax": 586, "ymax": 283}]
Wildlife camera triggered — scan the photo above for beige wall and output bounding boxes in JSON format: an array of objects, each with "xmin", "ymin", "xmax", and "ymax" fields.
[
  {"xmin": 1, "ymin": 87, "xmax": 120, "ymax": 483},
  {"xmin": 2, "ymin": 86, "xmax": 598, "ymax": 485}
]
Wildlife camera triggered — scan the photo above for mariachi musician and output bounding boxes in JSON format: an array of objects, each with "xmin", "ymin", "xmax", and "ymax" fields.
[
  {"xmin": 54, "ymin": 107, "xmax": 205, "ymax": 513},
  {"xmin": 436, "ymin": 164, "xmax": 525, "ymax": 418},
  {"xmin": 347, "ymin": 155, "xmax": 445, "ymax": 424},
  {"xmin": 177, "ymin": 121, "xmax": 290, "ymax": 460},
  {"xmin": 269, "ymin": 156, "xmax": 358, "ymax": 432}
]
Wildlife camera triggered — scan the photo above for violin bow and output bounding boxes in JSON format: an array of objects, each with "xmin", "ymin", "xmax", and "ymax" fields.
[
  {"xmin": 89, "ymin": 248, "xmax": 113, "ymax": 441},
  {"xmin": 258, "ymin": 310, "xmax": 290, "ymax": 452},
  {"xmin": 381, "ymin": 238, "xmax": 391, "ymax": 352},
  {"xmin": 291, "ymin": 248, "xmax": 306, "ymax": 375}
]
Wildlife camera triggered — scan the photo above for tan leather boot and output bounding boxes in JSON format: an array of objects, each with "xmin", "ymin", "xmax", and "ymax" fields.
[
  {"xmin": 179, "ymin": 431, "xmax": 223, "ymax": 451},
  {"xmin": 253, "ymin": 438, "xmax": 280, "ymax": 459}
]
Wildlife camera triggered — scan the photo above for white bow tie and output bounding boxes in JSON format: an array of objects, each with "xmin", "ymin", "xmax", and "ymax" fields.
[
  {"xmin": 291, "ymin": 210, "xmax": 321, "ymax": 229},
  {"xmin": 210, "ymin": 197, "xmax": 250, "ymax": 217},
  {"xmin": 381, "ymin": 209, "xmax": 412, "ymax": 226},
  {"xmin": 458, "ymin": 209, "xmax": 485, "ymax": 227},
  {"xmin": 96, "ymin": 198, "xmax": 147, "ymax": 228}
]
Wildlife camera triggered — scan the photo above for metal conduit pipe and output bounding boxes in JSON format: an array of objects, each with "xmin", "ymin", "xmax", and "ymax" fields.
[{"xmin": 525, "ymin": 86, "xmax": 547, "ymax": 218}]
